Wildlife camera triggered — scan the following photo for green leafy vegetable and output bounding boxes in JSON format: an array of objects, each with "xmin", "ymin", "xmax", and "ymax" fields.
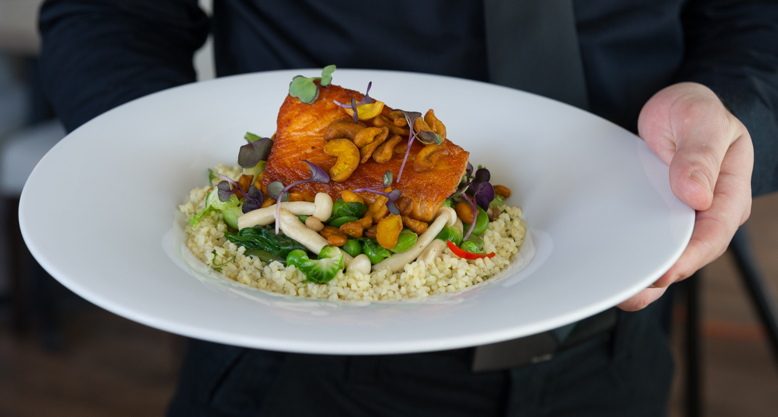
[
  {"xmin": 244, "ymin": 131, "xmax": 263, "ymax": 142},
  {"xmin": 225, "ymin": 226, "xmax": 307, "ymax": 261},
  {"xmin": 390, "ymin": 230, "xmax": 418, "ymax": 253},
  {"xmin": 363, "ymin": 239, "xmax": 391, "ymax": 264},
  {"xmin": 286, "ymin": 246, "xmax": 344, "ymax": 284},
  {"xmin": 342, "ymin": 239, "xmax": 363, "ymax": 257},
  {"xmin": 332, "ymin": 199, "xmax": 367, "ymax": 218}
]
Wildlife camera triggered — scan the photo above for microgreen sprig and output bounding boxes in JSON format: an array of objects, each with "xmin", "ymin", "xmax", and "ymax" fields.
[
  {"xmin": 288, "ymin": 65, "xmax": 337, "ymax": 104},
  {"xmin": 273, "ymin": 160, "xmax": 330, "ymax": 233},
  {"xmin": 333, "ymin": 81, "xmax": 376, "ymax": 122},
  {"xmin": 395, "ymin": 111, "xmax": 422, "ymax": 184},
  {"xmin": 238, "ymin": 132, "xmax": 272, "ymax": 168}
]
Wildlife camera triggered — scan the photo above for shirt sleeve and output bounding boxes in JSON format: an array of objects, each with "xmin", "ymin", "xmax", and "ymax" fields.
[
  {"xmin": 677, "ymin": 0, "xmax": 778, "ymax": 196},
  {"xmin": 38, "ymin": 0, "xmax": 209, "ymax": 132}
]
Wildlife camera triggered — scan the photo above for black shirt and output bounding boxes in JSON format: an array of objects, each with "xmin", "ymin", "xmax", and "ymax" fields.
[{"xmin": 39, "ymin": 0, "xmax": 778, "ymax": 194}]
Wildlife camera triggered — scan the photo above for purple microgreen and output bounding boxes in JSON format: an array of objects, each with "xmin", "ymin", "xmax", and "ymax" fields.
[
  {"xmin": 303, "ymin": 160, "xmax": 331, "ymax": 183},
  {"xmin": 473, "ymin": 167, "xmax": 491, "ymax": 184},
  {"xmin": 395, "ymin": 110, "xmax": 422, "ymax": 184},
  {"xmin": 216, "ymin": 180, "xmax": 235, "ymax": 202},
  {"xmin": 350, "ymin": 97, "xmax": 359, "ymax": 122},
  {"xmin": 242, "ymin": 185, "xmax": 264, "ymax": 213},
  {"xmin": 267, "ymin": 181, "xmax": 284, "ymax": 200},
  {"xmin": 332, "ymin": 81, "xmax": 375, "ymax": 112},
  {"xmin": 320, "ymin": 65, "xmax": 336, "ymax": 86},
  {"xmin": 469, "ymin": 181, "xmax": 495, "ymax": 210},
  {"xmin": 238, "ymin": 137, "xmax": 272, "ymax": 168},
  {"xmin": 383, "ymin": 171, "xmax": 393, "ymax": 187},
  {"xmin": 416, "ymin": 130, "xmax": 443, "ymax": 145},
  {"xmin": 387, "ymin": 201, "xmax": 400, "ymax": 215},
  {"xmin": 217, "ymin": 174, "xmax": 239, "ymax": 187},
  {"xmin": 466, "ymin": 162, "xmax": 474, "ymax": 178},
  {"xmin": 461, "ymin": 193, "xmax": 478, "ymax": 241},
  {"xmin": 274, "ymin": 160, "xmax": 330, "ymax": 233},
  {"xmin": 361, "ymin": 81, "xmax": 375, "ymax": 104}
]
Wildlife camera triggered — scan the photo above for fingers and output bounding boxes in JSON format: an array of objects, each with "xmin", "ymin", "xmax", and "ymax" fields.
[
  {"xmin": 653, "ymin": 133, "xmax": 753, "ymax": 288},
  {"xmin": 618, "ymin": 287, "xmax": 667, "ymax": 312}
]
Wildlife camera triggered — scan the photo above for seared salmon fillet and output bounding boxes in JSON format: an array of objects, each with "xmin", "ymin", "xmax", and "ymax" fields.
[{"xmin": 261, "ymin": 84, "xmax": 469, "ymax": 222}]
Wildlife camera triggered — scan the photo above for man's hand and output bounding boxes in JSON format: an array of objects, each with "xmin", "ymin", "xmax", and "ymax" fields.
[{"xmin": 619, "ymin": 82, "xmax": 754, "ymax": 311}]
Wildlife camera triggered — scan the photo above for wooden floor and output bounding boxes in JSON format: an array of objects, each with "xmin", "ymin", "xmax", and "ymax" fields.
[{"xmin": 1, "ymin": 194, "xmax": 777, "ymax": 416}]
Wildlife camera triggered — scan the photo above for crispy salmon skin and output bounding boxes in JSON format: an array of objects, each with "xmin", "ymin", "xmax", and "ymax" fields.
[{"xmin": 261, "ymin": 84, "xmax": 469, "ymax": 221}]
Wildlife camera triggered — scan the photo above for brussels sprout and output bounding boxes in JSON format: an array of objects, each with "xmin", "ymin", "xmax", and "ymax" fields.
[
  {"xmin": 436, "ymin": 218, "xmax": 464, "ymax": 245},
  {"xmin": 332, "ymin": 199, "xmax": 367, "ymax": 218},
  {"xmin": 390, "ymin": 230, "xmax": 418, "ymax": 253},
  {"xmin": 363, "ymin": 239, "xmax": 391, "ymax": 264},
  {"xmin": 286, "ymin": 246, "xmax": 344, "ymax": 284},
  {"xmin": 465, "ymin": 207, "xmax": 489, "ymax": 236},
  {"xmin": 328, "ymin": 215, "xmax": 359, "ymax": 227},
  {"xmin": 342, "ymin": 239, "xmax": 363, "ymax": 257}
]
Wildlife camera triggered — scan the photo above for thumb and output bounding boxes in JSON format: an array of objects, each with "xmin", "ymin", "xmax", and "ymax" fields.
[{"xmin": 644, "ymin": 84, "xmax": 738, "ymax": 211}]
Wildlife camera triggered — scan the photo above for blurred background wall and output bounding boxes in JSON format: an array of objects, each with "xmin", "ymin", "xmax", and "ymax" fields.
[{"xmin": 0, "ymin": 1, "xmax": 776, "ymax": 416}]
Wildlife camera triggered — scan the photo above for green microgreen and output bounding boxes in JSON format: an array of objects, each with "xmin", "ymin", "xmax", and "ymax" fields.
[{"xmin": 288, "ymin": 65, "xmax": 337, "ymax": 104}]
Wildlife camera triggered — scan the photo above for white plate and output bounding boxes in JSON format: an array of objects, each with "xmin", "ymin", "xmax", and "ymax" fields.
[{"xmin": 20, "ymin": 70, "xmax": 693, "ymax": 354}]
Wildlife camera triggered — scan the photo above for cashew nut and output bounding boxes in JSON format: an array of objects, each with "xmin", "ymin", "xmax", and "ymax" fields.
[
  {"xmin": 277, "ymin": 209, "xmax": 329, "ymax": 254},
  {"xmin": 372, "ymin": 209, "xmax": 454, "ymax": 272},
  {"xmin": 418, "ymin": 239, "xmax": 446, "ymax": 264},
  {"xmin": 324, "ymin": 139, "xmax": 360, "ymax": 182},
  {"xmin": 413, "ymin": 144, "xmax": 449, "ymax": 172},
  {"xmin": 354, "ymin": 126, "xmax": 389, "ymax": 163},
  {"xmin": 323, "ymin": 120, "xmax": 363, "ymax": 141},
  {"xmin": 347, "ymin": 254, "xmax": 371, "ymax": 274},
  {"xmin": 238, "ymin": 202, "xmax": 315, "ymax": 229},
  {"xmin": 313, "ymin": 192, "xmax": 333, "ymax": 221},
  {"xmin": 424, "ymin": 109, "xmax": 446, "ymax": 139},
  {"xmin": 372, "ymin": 135, "xmax": 404, "ymax": 163}
]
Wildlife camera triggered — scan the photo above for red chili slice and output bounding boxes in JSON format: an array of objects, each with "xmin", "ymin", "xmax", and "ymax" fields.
[{"xmin": 446, "ymin": 240, "xmax": 496, "ymax": 260}]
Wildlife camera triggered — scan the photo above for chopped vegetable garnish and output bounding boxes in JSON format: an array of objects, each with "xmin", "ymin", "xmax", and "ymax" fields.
[
  {"xmin": 383, "ymin": 171, "xmax": 393, "ymax": 187},
  {"xmin": 390, "ymin": 230, "xmax": 418, "ymax": 253},
  {"xmin": 446, "ymin": 240, "xmax": 495, "ymax": 260},
  {"xmin": 342, "ymin": 239, "xmax": 362, "ymax": 257},
  {"xmin": 332, "ymin": 199, "xmax": 367, "ymax": 218},
  {"xmin": 286, "ymin": 246, "xmax": 344, "ymax": 284}
]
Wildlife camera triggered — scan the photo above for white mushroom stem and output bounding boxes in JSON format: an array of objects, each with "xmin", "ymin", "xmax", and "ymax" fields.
[
  {"xmin": 238, "ymin": 192, "xmax": 333, "ymax": 230},
  {"xmin": 277, "ymin": 209, "xmax": 328, "ymax": 254},
  {"xmin": 372, "ymin": 209, "xmax": 454, "ymax": 272},
  {"xmin": 313, "ymin": 193, "xmax": 333, "ymax": 221},
  {"xmin": 419, "ymin": 239, "xmax": 446, "ymax": 264},
  {"xmin": 438, "ymin": 206, "xmax": 458, "ymax": 227},
  {"xmin": 347, "ymin": 254, "xmax": 371, "ymax": 274},
  {"xmin": 238, "ymin": 202, "xmax": 314, "ymax": 229}
]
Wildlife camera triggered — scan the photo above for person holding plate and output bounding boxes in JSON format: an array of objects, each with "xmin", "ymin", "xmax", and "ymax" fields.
[{"xmin": 37, "ymin": 1, "xmax": 777, "ymax": 416}]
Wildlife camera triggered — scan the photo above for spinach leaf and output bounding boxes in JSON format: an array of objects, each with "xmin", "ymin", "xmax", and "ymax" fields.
[{"xmin": 225, "ymin": 226, "xmax": 307, "ymax": 261}]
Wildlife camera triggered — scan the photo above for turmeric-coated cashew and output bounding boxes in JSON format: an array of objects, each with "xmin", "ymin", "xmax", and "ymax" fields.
[{"xmin": 324, "ymin": 139, "xmax": 360, "ymax": 182}]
